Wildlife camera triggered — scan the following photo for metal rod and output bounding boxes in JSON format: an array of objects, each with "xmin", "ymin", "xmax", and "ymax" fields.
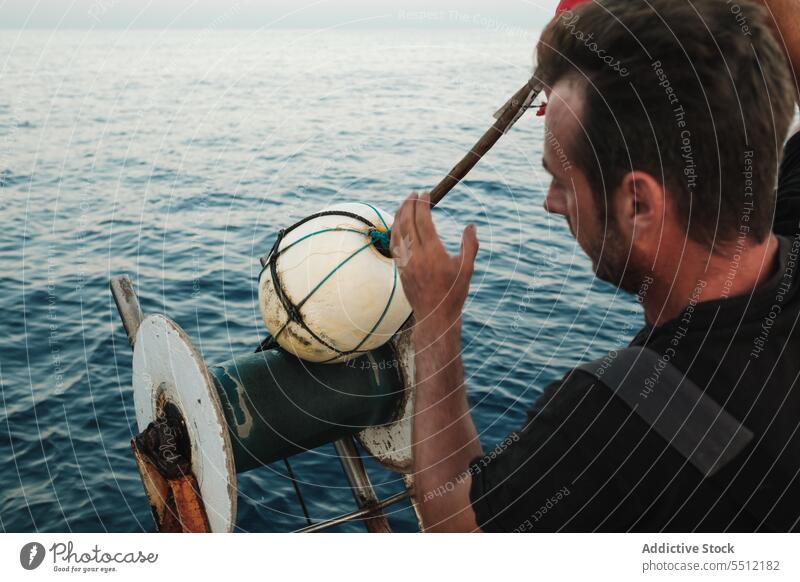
[
  {"xmin": 110, "ymin": 275, "xmax": 145, "ymax": 349},
  {"xmin": 428, "ymin": 77, "xmax": 543, "ymax": 207},
  {"xmin": 294, "ymin": 488, "xmax": 413, "ymax": 533},
  {"xmin": 402, "ymin": 473, "xmax": 424, "ymax": 531},
  {"xmin": 333, "ymin": 437, "xmax": 392, "ymax": 533}
]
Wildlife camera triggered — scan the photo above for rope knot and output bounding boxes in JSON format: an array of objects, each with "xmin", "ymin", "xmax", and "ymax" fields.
[{"xmin": 368, "ymin": 227, "xmax": 392, "ymax": 258}]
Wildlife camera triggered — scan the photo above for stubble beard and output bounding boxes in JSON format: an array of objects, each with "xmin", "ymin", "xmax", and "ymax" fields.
[{"xmin": 587, "ymin": 219, "xmax": 648, "ymax": 295}]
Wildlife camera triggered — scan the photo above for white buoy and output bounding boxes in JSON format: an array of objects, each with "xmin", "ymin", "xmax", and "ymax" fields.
[{"xmin": 258, "ymin": 202, "xmax": 412, "ymax": 363}]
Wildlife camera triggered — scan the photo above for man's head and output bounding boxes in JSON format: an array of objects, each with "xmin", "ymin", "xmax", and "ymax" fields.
[{"xmin": 536, "ymin": 0, "xmax": 795, "ymax": 292}]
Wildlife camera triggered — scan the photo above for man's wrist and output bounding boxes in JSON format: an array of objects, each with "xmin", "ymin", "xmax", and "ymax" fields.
[
  {"xmin": 411, "ymin": 312, "xmax": 462, "ymax": 345},
  {"xmin": 411, "ymin": 312, "xmax": 465, "ymax": 397}
]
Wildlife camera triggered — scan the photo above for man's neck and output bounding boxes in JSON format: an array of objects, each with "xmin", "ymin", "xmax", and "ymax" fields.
[{"xmin": 642, "ymin": 234, "xmax": 781, "ymax": 327}]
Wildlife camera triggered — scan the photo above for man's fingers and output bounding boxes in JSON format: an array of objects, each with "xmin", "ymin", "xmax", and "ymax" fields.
[
  {"xmin": 414, "ymin": 192, "xmax": 438, "ymax": 246},
  {"xmin": 392, "ymin": 192, "xmax": 422, "ymax": 268},
  {"xmin": 407, "ymin": 191, "xmax": 420, "ymax": 243},
  {"xmin": 459, "ymin": 224, "xmax": 479, "ymax": 275},
  {"xmin": 399, "ymin": 192, "xmax": 420, "ymax": 246},
  {"xmin": 392, "ymin": 193, "xmax": 414, "ymax": 251},
  {"xmin": 391, "ymin": 196, "xmax": 408, "ymax": 246}
]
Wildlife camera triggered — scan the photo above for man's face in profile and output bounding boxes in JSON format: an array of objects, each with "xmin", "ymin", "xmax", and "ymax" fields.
[{"xmin": 541, "ymin": 78, "xmax": 645, "ymax": 294}]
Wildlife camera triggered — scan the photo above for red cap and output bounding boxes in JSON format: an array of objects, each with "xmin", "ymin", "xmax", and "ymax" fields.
[{"xmin": 556, "ymin": 0, "xmax": 590, "ymax": 14}]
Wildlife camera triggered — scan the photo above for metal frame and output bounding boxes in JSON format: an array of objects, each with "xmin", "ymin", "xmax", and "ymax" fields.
[{"xmin": 110, "ymin": 274, "xmax": 422, "ymax": 533}]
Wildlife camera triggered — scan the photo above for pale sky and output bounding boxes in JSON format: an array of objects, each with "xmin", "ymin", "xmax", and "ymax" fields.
[{"xmin": 0, "ymin": 0, "xmax": 561, "ymax": 29}]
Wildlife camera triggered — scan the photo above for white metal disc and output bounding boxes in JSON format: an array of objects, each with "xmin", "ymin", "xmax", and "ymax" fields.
[{"xmin": 132, "ymin": 314, "xmax": 237, "ymax": 532}]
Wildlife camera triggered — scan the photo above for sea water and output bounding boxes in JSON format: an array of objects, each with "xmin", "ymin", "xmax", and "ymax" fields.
[{"xmin": 0, "ymin": 29, "xmax": 639, "ymax": 532}]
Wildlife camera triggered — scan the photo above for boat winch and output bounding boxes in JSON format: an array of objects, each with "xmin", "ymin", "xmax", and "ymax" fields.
[{"xmin": 111, "ymin": 276, "xmax": 416, "ymax": 533}]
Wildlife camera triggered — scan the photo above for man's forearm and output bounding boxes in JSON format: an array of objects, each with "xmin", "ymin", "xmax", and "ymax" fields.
[{"xmin": 412, "ymin": 317, "xmax": 482, "ymax": 532}]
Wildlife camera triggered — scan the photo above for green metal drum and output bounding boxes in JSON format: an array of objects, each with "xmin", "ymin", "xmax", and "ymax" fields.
[{"xmin": 208, "ymin": 344, "xmax": 405, "ymax": 473}]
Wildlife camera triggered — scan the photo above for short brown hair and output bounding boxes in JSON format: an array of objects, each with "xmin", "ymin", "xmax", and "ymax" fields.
[{"xmin": 535, "ymin": 0, "xmax": 795, "ymax": 246}]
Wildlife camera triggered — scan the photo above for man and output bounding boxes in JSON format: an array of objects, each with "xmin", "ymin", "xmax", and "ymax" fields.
[{"xmin": 391, "ymin": 0, "xmax": 800, "ymax": 532}]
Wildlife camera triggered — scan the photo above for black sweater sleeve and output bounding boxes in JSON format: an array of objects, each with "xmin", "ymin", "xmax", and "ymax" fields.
[{"xmin": 774, "ymin": 130, "xmax": 800, "ymax": 237}]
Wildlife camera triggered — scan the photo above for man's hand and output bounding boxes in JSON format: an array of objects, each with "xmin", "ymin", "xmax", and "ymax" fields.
[
  {"xmin": 390, "ymin": 192, "xmax": 483, "ymax": 532},
  {"xmin": 390, "ymin": 192, "xmax": 479, "ymax": 328}
]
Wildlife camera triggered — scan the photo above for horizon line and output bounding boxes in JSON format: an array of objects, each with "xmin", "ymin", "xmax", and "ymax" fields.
[{"xmin": 0, "ymin": 25, "xmax": 544, "ymax": 31}]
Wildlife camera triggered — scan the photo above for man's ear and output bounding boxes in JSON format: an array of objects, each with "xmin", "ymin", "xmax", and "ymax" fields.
[{"xmin": 615, "ymin": 171, "xmax": 666, "ymax": 246}]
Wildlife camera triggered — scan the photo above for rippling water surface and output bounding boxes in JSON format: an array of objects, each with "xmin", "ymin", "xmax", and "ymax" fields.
[{"xmin": 0, "ymin": 29, "xmax": 640, "ymax": 532}]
